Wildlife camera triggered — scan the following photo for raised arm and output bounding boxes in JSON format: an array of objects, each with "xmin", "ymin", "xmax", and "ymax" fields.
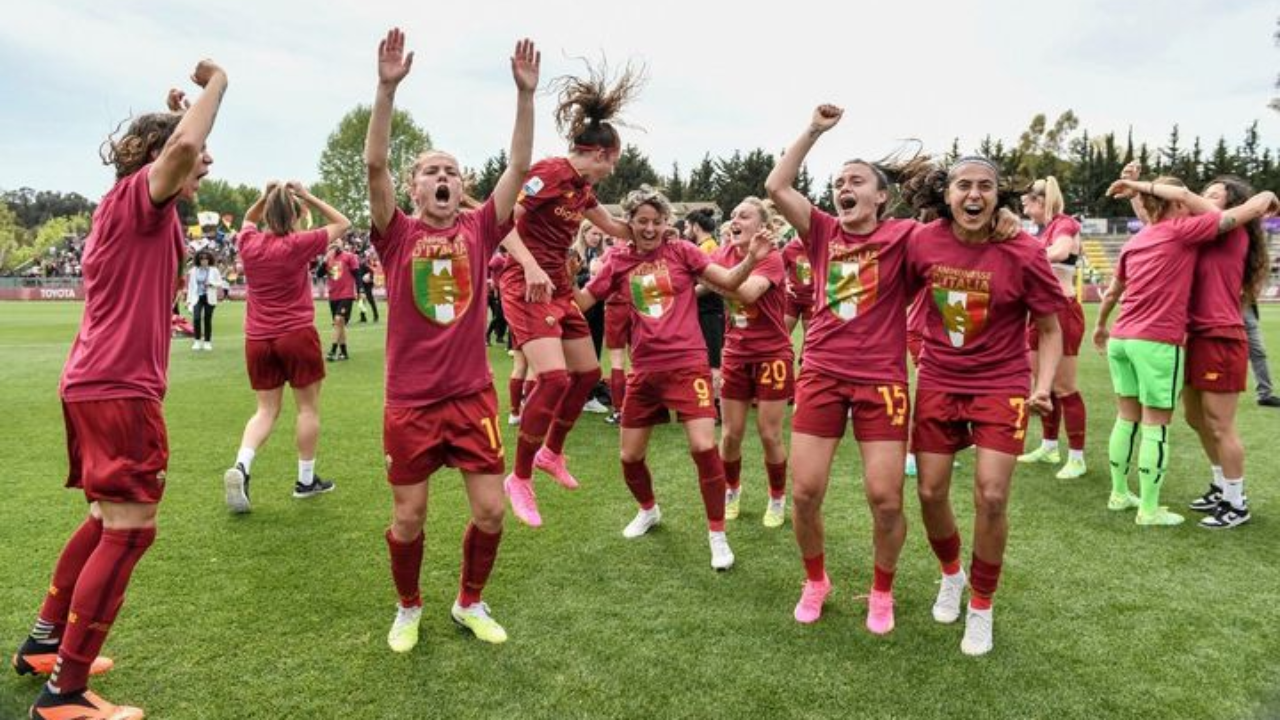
[
  {"xmin": 365, "ymin": 28, "xmax": 414, "ymax": 235},
  {"xmin": 150, "ymin": 60, "xmax": 228, "ymax": 204},
  {"xmin": 242, "ymin": 181, "xmax": 278, "ymax": 228},
  {"xmin": 1044, "ymin": 230, "xmax": 1080, "ymax": 264},
  {"xmin": 585, "ymin": 206, "xmax": 633, "ymax": 240},
  {"xmin": 1108, "ymin": 179, "xmax": 1278, "ymax": 233},
  {"xmin": 489, "ymin": 39, "xmax": 539, "ymax": 222},
  {"xmin": 1220, "ymin": 191, "xmax": 1280, "ymax": 232},
  {"xmin": 289, "ymin": 181, "xmax": 351, "ymax": 242},
  {"xmin": 765, "ymin": 104, "xmax": 842, "ymax": 239},
  {"xmin": 700, "ymin": 229, "xmax": 773, "ymax": 290}
]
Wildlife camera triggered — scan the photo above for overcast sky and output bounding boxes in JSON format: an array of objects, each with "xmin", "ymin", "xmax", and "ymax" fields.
[{"xmin": 2, "ymin": 0, "xmax": 1278, "ymax": 200}]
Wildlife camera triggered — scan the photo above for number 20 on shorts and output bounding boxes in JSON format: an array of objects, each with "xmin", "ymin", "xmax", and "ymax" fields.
[{"xmin": 758, "ymin": 360, "xmax": 789, "ymax": 392}]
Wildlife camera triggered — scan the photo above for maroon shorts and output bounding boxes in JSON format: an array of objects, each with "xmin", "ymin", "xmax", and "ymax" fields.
[
  {"xmin": 63, "ymin": 399, "xmax": 168, "ymax": 504},
  {"xmin": 792, "ymin": 368, "xmax": 909, "ymax": 441},
  {"xmin": 622, "ymin": 366, "xmax": 718, "ymax": 428},
  {"xmin": 911, "ymin": 389, "xmax": 1029, "ymax": 456},
  {"xmin": 604, "ymin": 301, "xmax": 631, "ymax": 350},
  {"xmin": 721, "ymin": 356, "xmax": 795, "ymax": 402},
  {"xmin": 1028, "ymin": 298, "xmax": 1085, "ymax": 356},
  {"xmin": 907, "ymin": 331, "xmax": 924, "ymax": 368},
  {"xmin": 785, "ymin": 298, "xmax": 813, "ymax": 324},
  {"xmin": 1186, "ymin": 330, "xmax": 1248, "ymax": 393},
  {"xmin": 383, "ymin": 388, "xmax": 505, "ymax": 484},
  {"xmin": 245, "ymin": 326, "xmax": 326, "ymax": 391},
  {"xmin": 500, "ymin": 283, "xmax": 590, "ymax": 349}
]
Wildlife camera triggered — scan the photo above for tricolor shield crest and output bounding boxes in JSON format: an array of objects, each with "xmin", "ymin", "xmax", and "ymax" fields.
[
  {"xmin": 412, "ymin": 249, "xmax": 472, "ymax": 325},
  {"xmin": 932, "ymin": 287, "xmax": 989, "ymax": 348}
]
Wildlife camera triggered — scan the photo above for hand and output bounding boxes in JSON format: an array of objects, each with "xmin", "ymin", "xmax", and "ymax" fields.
[
  {"xmin": 1028, "ymin": 390, "xmax": 1053, "ymax": 417},
  {"xmin": 190, "ymin": 60, "xmax": 225, "ymax": 88},
  {"xmin": 811, "ymin": 104, "xmax": 843, "ymax": 133},
  {"xmin": 510, "ymin": 38, "xmax": 540, "ymax": 93},
  {"xmin": 1120, "ymin": 161, "xmax": 1141, "ymax": 181},
  {"xmin": 166, "ymin": 89, "xmax": 190, "ymax": 113},
  {"xmin": 1092, "ymin": 325, "xmax": 1109, "ymax": 353},
  {"xmin": 378, "ymin": 28, "xmax": 414, "ymax": 86},
  {"xmin": 1263, "ymin": 191, "xmax": 1280, "ymax": 217},
  {"xmin": 521, "ymin": 262, "xmax": 554, "ymax": 303},
  {"xmin": 1106, "ymin": 179, "xmax": 1137, "ymax": 199},
  {"xmin": 264, "ymin": 180, "xmax": 282, "ymax": 194},
  {"xmin": 286, "ymin": 180, "xmax": 307, "ymax": 196},
  {"xmin": 990, "ymin": 208, "xmax": 1022, "ymax": 241},
  {"xmin": 747, "ymin": 228, "xmax": 775, "ymax": 262}
]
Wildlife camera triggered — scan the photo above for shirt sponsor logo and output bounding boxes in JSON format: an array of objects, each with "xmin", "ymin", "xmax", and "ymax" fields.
[{"xmin": 410, "ymin": 233, "xmax": 473, "ymax": 326}]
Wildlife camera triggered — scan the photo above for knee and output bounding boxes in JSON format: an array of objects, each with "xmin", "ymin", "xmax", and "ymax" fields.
[
  {"xmin": 790, "ymin": 478, "xmax": 821, "ymax": 511},
  {"xmin": 917, "ymin": 481, "xmax": 949, "ymax": 507},
  {"xmin": 537, "ymin": 370, "xmax": 571, "ymax": 395},
  {"xmin": 393, "ymin": 502, "xmax": 427, "ymax": 532},
  {"xmin": 867, "ymin": 489, "xmax": 904, "ymax": 525},
  {"xmin": 974, "ymin": 484, "xmax": 1008, "ymax": 517},
  {"xmin": 721, "ymin": 427, "xmax": 744, "ymax": 450},
  {"xmin": 472, "ymin": 503, "xmax": 504, "ymax": 534},
  {"xmin": 688, "ymin": 437, "xmax": 717, "ymax": 455},
  {"xmin": 619, "ymin": 449, "xmax": 645, "ymax": 465},
  {"xmin": 759, "ymin": 427, "xmax": 784, "ymax": 452}
]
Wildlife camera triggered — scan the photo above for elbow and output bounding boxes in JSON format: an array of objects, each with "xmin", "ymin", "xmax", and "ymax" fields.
[
  {"xmin": 165, "ymin": 132, "xmax": 203, "ymax": 166},
  {"xmin": 764, "ymin": 174, "xmax": 786, "ymax": 199}
]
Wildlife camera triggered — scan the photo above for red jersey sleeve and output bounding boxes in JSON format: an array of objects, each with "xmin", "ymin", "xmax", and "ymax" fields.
[
  {"xmin": 517, "ymin": 159, "xmax": 568, "ymax": 213},
  {"xmin": 296, "ymin": 229, "xmax": 330, "ymax": 260},
  {"xmin": 475, "ymin": 196, "xmax": 516, "ymax": 258},
  {"xmin": 754, "ymin": 250, "xmax": 785, "ymax": 287},
  {"xmin": 129, "ymin": 165, "xmax": 181, "ymax": 234},
  {"xmin": 1175, "ymin": 213, "xmax": 1224, "ymax": 246},
  {"xmin": 803, "ymin": 206, "xmax": 837, "ymax": 261},
  {"xmin": 677, "ymin": 240, "xmax": 712, "ymax": 275},
  {"xmin": 585, "ymin": 252, "xmax": 621, "ymax": 301}
]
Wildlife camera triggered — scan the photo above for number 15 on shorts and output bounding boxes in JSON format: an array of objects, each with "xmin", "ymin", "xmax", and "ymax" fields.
[{"xmin": 876, "ymin": 385, "xmax": 908, "ymax": 427}]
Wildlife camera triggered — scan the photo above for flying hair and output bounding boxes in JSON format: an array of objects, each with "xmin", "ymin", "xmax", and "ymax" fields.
[
  {"xmin": 551, "ymin": 57, "xmax": 646, "ymax": 150},
  {"xmin": 621, "ymin": 184, "xmax": 672, "ymax": 219}
]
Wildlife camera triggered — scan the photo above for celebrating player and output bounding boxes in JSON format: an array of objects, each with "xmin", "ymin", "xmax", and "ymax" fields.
[{"xmin": 222, "ymin": 181, "xmax": 351, "ymax": 513}]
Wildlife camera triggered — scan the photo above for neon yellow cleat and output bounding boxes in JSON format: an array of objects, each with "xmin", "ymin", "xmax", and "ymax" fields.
[
  {"xmin": 1017, "ymin": 445, "xmax": 1060, "ymax": 465},
  {"xmin": 1107, "ymin": 491, "xmax": 1141, "ymax": 511},
  {"xmin": 451, "ymin": 602, "xmax": 508, "ymax": 644},
  {"xmin": 762, "ymin": 497, "xmax": 786, "ymax": 528},
  {"xmin": 1135, "ymin": 508, "xmax": 1185, "ymax": 527},
  {"xmin": 1055, "ymin": 457, "xmax": 1087, "ymax": 480},
  {"xmin": 387, "ymin": 604, "xmax": 422, "ymax": 653},
  {"xmin": 724, "ymin": 488, "xmax": 741, "ymax": 520}
]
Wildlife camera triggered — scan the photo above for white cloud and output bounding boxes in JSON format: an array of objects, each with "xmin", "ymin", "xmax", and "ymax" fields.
[{"xmin": 2, "ymin": 0, "xmax": 1278, "ymax": 202}]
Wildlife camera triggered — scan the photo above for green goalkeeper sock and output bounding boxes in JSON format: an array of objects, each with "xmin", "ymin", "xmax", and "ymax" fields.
[
  {"xmin": 1108, "ymin": 418, "xmax": 1139, "ymax": 497},
  {"xmin": 1137, "ymin": 424, "xmax": 1170, "ymax": 516}
]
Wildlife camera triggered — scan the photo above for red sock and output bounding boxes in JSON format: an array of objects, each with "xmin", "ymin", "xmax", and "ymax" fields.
[
  {"xmin": 766, "ymin": 461, "xmax": 787, "ymax": 499},
  {"xmin": 545, "ymin": 368, "xmax": 602, "ymax": 454},
  {"xmin": 386, "ymin": 529, "xmax": 424, "ymax": 609},
  {"xmin": 928, "ymin": 532, "xmax": 962, "ymax": 575},
  {"xmin": 969, "ymin": 554, "xmax": 1002, "ymax": 610},
  {"xmin": 51, "ymin": 527, "xmax": 155, "ymax": 695},
  {"xmin": 873, "ymin": 565, "xmax": 895, "ymax": 593},
  {"xmin": 508, "ymin": 377, "xmax": 525, "ymax": 414},
  {"xmin": 523, "ymin": 380, "xmax": 535, "ymax": 410},
  {"xmin": 37, "ymin": 515, "xmax": 103, "ymax": 639},
  {"xmin": 1060, "ymin": 391, "xmax": 1087, "ymax": 451},
  {"xmin": 692, "ymin": 447, "xmax": 726, "ymax": 532},
  {"xmin": 458, "ymin": 523, "xmax": 502, "ymax": 608},
  {"xmin": 514, "ymin": 370, "xmax": 570, "ymax": 477},
  {"xmin": 803, "ymin": 553, "xmax": 826, "ymax": 582},
  {"xmin": 621, "ymin": 459, "xmax": 656, "ymax": 509},
  {"xmin": 1041, "ymin": 393, "xmax": 1062, "ymax": 442},
  {"xmin": 610, "ymin": 368, "xmax": 626, "ymax": 411},
  {"xmin": 723, "ymin": 458, "xmax": 742, "ymax": 491}
]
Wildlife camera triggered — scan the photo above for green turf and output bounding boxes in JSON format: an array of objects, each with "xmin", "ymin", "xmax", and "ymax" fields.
[{"xmin": 2, "ymin": 300, "xmax": 1279, "ymax": 719}]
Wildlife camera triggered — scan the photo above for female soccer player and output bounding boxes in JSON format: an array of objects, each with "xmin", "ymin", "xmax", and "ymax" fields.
[
  {"xmin": 365, "ymin": 28, "xmax": 544, "ymax": 651},
  {"xmin": 323, "ymin": 238, "xmax": 360, "ymax": 361},
  {"xmin": 1017, "ymin": 177, "xmax": 1089, "ymax": 479},
  {"xmin": 14, "ymin": 60, "xmax": 226, "ymax": 720},
  {"xmin": 575, "ymin": 186, "xmax": 772, "ymax": 571},
  {"xmin": 1098, "ymin": 173, "xmax": 1276, "ymax": 528},
  {"xmin": 222, "ymin": 181, "xmax": 351, "ymax": 514},
  {"xmin": 499, "ymin": 63, "xmax": 643, "ymax": 527},
  {"xmin": 899, "ymin": 155, "xmax": 1066, "ymax": 656},
  {"xmin": 599, "ymin": 236, "xmax": 632, "ymax": 424},
  {"xmin": 1183, "ymin": 177, "xmax": 1272, "ymax": 528},
  {"xmin": 706, "ymin": 198, "xmax": 792, "ymax": 528},
  {"xmin": 766, "ymin": 104, "xmax": 921, "ymax": 634}
]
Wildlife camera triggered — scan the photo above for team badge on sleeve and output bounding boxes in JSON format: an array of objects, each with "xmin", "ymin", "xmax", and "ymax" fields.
[{"xmin": 521, "ymin": 176, "xmax": 545, "ymax": 197}]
